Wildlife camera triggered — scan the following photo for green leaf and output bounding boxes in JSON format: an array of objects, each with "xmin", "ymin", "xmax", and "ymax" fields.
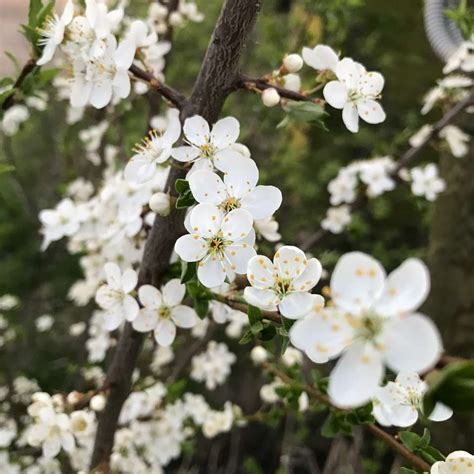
[
  {"xmin": 0, "ymin": 164, "xmax": 15, "ymax": 175},
  {"xmin": 4, "ymin": 52, "xmax": 21, "ymax": 75},
  {"xmin": 419, "ymin": 428, "xmax": 431, "ymax": 448},
  {"xmin": 175, "ymin": 179, "xmax": 189, "ymax": 194},
  {"xmin": 279, "ymin": 315, "xmax": 295, "ymax": 336},
  {"xmin": 399, "ymin": 468, "xmax": 418, "ymax": 474},
  {"xmin": 424, "ymin": 360, "xmax": 474, "ymax": 413},
  {"xmin": 180, "ymin": 261, "xmax": 196, "ymax": 283},
  {"xmin": 239, "ymin": 328, "xmax": 254, "ymax": 345},
  {"xmin": 284, "ymin": 101, "xmax": 329, "ymax": 130},
  {"xmin": 194, "ymin": 298, "xmax": 209, "ymax": 319},
  {"xmin": 259, "ymin": 324, "xmax": 276, "ymax": 341},
  {"xmin": 248, "ymin": 305, "xmax": 262, "ymax": 326},
  {"xmin": 417, "ymin": 445, "xmax": 445, "ymax": 464},
  {"xmin": 0, "ymin": 89, "xmax": 15, "ymax": 108},
  {"xmin": 399, "ymin": 431, "xmax": 422, "ymax": 451},
  {"xmin": 28, "ymin": 0, "xmax": 43, "ymax": 28}
]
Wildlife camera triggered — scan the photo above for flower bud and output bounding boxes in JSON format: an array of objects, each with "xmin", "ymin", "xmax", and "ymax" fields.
[
  {"xmin": 283, "ymin": 54, "xmax": 303, "ymax": 73},
  {"xmin": 283, "ymin": 73, "xmax": 301, "ymax": 92},
  {"xmin": 149, "ymin": 192, "xmax": 171, "ymax": 216},
  {"xmin": 169, "ymin": 11, "xmax": 183, "ymax": 27},
  {"xmin": 90, "ymin": 394, "xmax": 106, "ymax": 412},
  {"xmin": 67, "ymin": 391, "xmax": 82, "ymax": 406},
  {"xmin": 250, "ymin": 346, "xmax": 268, "ymax": 364},
  {"xmin": 262, "ymin": 88, "xmax": 280, "ymax": 107}
]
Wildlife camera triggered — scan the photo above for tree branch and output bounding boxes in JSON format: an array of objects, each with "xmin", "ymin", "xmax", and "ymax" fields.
[
  {"xmin": 263, "ymin": 363, "xmax": 431, "ymax": 473},
  {"xmin": 236, "ymin": 73, "xmax": 320, "ymax": 103},
  {"xmin": 129, "ymin": 64, "xmax": 187, "ymax": 109},
  {"xmin": 300, "ymin": 91, "xmax": 474, "ymax": 251},
  {"xmin": 89, "ymin": 0, "xmax": 262, "ymax": 470}
]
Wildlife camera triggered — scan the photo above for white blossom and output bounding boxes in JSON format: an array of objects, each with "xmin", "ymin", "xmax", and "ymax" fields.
[
  {"xmin": 188, "ymin": 162, "xmax": 282, "ymax": 220},
  {"xmin": 431, "ymin": 450, "xmax": 474, "ymax": 474},
  {"xmin": 262, "ymin": 88, "xmax": 281, "ymax": 107},
  {"xmin": 290, "ymin": 252, "xmax": 442, "ymax": 408},
  {"xmin": 323, "ymin": 58, "xmax": 386, "ymax": 133},
  {"xmin": 124, "ymin": 109, "xmax": 181, "ymax": 183},
  {"xmin": 244, "ymin": 245, "xmax": 323, "ymax": 319},
  {"xmin": 171, "ymin": 115, "xmax": 249, "ymax": 173},
  {"xmin": 321, "ymin": 205, "xmax": 352, "ymax": 234},
  {"xmin": 439, "ymin": 125, "xmax": 470, "ymax": 158},
  {"xmin": 373, "ymin": 372, "xmax": 452, "ymax": 427},
  {"xmin": 132, "ymin": 279, "xmax": 197, "ymax": 346},
  {"xmin": 175, "ymin": 203, "xmax": 256, "ymax": 288},
  {"xmin": 410, "ymin": 164, "xmax": 446, "ymax": 201},
  {"xmin": 443, "ymin": 40, "xmax": 474, "ymax": 74},
  {"xmin": 302, "ymin": 44, "xmax": 339, "ymax": 73},
  {"xmin": 283, "ymin": 54, "xmax": 303, "ymax": 73},
  {"xmin": 95, "ymin": 263, "xmax": 139, "ymax": 330}
]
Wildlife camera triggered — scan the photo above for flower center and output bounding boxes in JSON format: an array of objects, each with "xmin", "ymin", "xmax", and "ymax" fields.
[
  {"xmin": 199, "ymin": 141, "xmax": 216, "ymax": 158},
  {"xmin": 355, "ymin": 311, "xmax": 384, "ymax": 342},
  {"xmin": 274, "ymin": 277, "xmax": 293, "ymax": 297},
  {"xmin": 220, "ymin": 196, "xmax": 241, "ymax": 213},
  {"xmin": 133, "ymin": 130, "xmax": 163, "ymax": 161},
  {"xmin": 207, "ymin": 236, "xmax": 226, "ymax": 255},
  {"xmin": 158, "ymin": 306, "xmax": 171, "ymax": 319}
]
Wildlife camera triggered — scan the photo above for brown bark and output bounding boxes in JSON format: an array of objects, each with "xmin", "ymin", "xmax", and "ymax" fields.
[
  {"xmin": 89, "ymin": 0, "xmax": 261, "ymax": 469},
  {"xmin": 426, "ymin": 130, "xmax": 474, "ymax": 452}
]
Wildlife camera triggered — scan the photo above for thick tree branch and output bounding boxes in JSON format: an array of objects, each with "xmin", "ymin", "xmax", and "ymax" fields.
[
  {"xmin": 129, "ymin": 64, "xmax": 187, "ymax": 109},
  {"xmin": 89, "ymin": 0, "xmax": 262, "ymax": 470},
  {"xmin": 300, "ymin": 91, "xmax": 474, "ymax": 251}
]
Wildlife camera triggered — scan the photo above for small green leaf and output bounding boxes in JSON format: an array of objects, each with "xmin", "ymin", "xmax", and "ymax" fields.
[
  {"xmin": 399, "ymin": 468, "xmax": 418, "ymax": 474},
  {"xmin": 28, "ymin": 0, "xmax": 43, "ymax": 28},
  {"xmin": 180, "ymin": 261, "xmax": 196, "ymax": 283},
  {"xmin": 417, "ymin": 445, "xmax": 445, "ymax": 464},
  {"xmin": 194, "ymin": 298, "xmax": 209, "ymax": 319},
  {"xmin": 424, "ymin": 360, "xmax": 474, "ymax": 413},
  {"xmin": 284, "ymin": 101, "xmax": 329, "ymax": 130},
  {"xmin": 248, "ymin": 305, "xmax": 262, "ymax": 326},
  {"xmin": 239, "ymin": 328, "xmax": 254, "ymax": 345},
  {"xmin": 4, "ymin": 52, "xmax": 20, "ymax": 75},
  {"xmin": 399, "ymin": 431, "xmax": 422, "ymax": 451},
  {"xmin": 0, "ymin": 164, "xmax": 15, "ymax": 175}
]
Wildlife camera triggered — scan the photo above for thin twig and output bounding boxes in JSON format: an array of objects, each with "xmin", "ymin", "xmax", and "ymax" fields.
[
  {"xmin": 263, "ymin": 363, "xmax": 431, "ymax": 473},
  {"xmin": 129, "ymin": 64, "xmax": 187, "ymax": 109},
  {"xmin": 300, "ymin": 91, "xmax": 474, "ymax": 251},
  {"xmin": 236, "ymin": 74, "xmax": 322, "ymax": 103}
]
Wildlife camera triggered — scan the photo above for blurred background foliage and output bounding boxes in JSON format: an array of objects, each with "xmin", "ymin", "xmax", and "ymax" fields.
[{"xmin": 1, "ymin": 0, "xmax": 472, "ymax": 472}]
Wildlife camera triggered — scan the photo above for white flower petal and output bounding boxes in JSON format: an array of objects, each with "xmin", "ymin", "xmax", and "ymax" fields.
[
  {"xmin": 171, "ymin": 146, "xmax": 201, "ymax": 162},
  {"xmin": 292, "ymin": 258, "xmax": 322, "ymax": 291},
  {"xmin": 104, "ymin": 262, "xmax": 122, "ymax": 290},
  {"xmin": 302, "ymin": 44, "xmax": 339, "ymax": 72},
  {"xmin": 190, "ymin": 203, "xmax": 224, "ymax": 238},
  {"xmin": 274, "ymin": 245, "xmax": 307, "ymax": 280},
  {"xmin": 188, "ymin": 170, "xmax": 225, "ymax": 204},
  {"xmin": 121, "ymin": 269, "xmax": 138, "ymax": 293},
  {"xmin": 42, "ymin": 434, "xmax": 62, "ymax": 458},
  {"xmin": 154, "ymin": 318, "xmax": 176, "ymax": 346},
  {"xmin": 328, "ymin": 343, "xmax": 384, "ymax": 408},
  {"xmin": 102, "ymin": 309, "xmax": 123, "ymax": 331},
  {"xmin": 323, "ymin": 81, "xmax": 348, "ymax": 109},
  {"xmin": 375, "ymin": 258, "xmax": 430, "ymax": 317},
  {"xmin": 171, "ymin": 305, "xmax": 197, "ymax": 328},
  {"xmin": 389, "ymin": 404, "xmax": 419, "ymax": 427},
  {"xmin": 162, "ymin": 278, "xmax": 185, "ymax": 306},
  {"xmin": 359, "ymin": 71, "xmax": 384, "ymax": 96},
  {"xmin": 221, "ymin": 208, "xmax": 253, "ymax": 242},
  {"xmin": 335, "ymin": 58, "xmax": 361, "ymax": 89},
  {"xmin": 123, "ymin": 295, "xmax": 139, "ymax": 322},
  {"xmin": 428, "ymin": 402, "xmax": 453, "ymax": 422},
  {"xmin": 244, "ymin": 287, "xmax": 279, "ymax": 311},
  {"xmin": 224, "ymin": 242, "xmax": 256, "ymax": 274},
  {"xmin": 90, "ymin": 82, "xmax": 113, "ymax": 109},
  {"xmin": 174, "ymin": 234, "xmax": 207, "ymax": 262},
  {"xmin": 197, "ymin": 255, "xmax": 226, "ymax": 288},
  {"xmin": 183, "ymin": 115, "xmax": 210, "ymax": 146},
  {"xmin": 132, "ymin": 308, "xmax": 157, "ymax": 332},
  {"xmin": 240, "ymin": 185, "xmax": 282, "ymax": 220},
  {"xmin": 138, "ymin": 284, "xmax": 162, "ymax": 309},
  {"xmin": 210, "ymin": 116, "xmax": 240, "ymax": 149},
  {"xmin": 279, "ymin": 291, "xmax": 314, "ymax": 319},
  {"xmin": 330, "ymin": 251, "xmax": 385, "ymax": 314},
  {"xmin": 357, "ymin": 99, "xmax": 386, "ymax": 125},
  {"xmin": 223, "ymin": 158, "xmax": 259, "ymax": 197},
  {"xmin": 342, "ymin": 103, "xmax": 359, "ymax": 133},
  {"xmin": 247, "ymin": 255, "xmax": 276, "ymax": 289},
  {"xmin": 384, "ymin": 313, "xmax": 442, "ymax": 373}
]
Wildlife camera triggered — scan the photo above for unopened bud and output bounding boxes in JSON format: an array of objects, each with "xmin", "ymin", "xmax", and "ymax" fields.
[
  {"xmin": 283, "ymin": 54, "xmax": 303, "ymax": 73},
  {"xmin": 149, "ymin": 192, "xmax": 171, "ymax": 216},
  {"xmin": 262, "ymin": 88, "xmax": 280, "ymax": 107},
  {"xmin": 67, "ymin": 391, "xmax": 82, "ymax": 406},
  {"xmin": 90, "ymin": 394, "xmax": 106, "ymax": 412},
  {"xmin": 250, "ymin": 346, "xmax": 268, "ymax": 364}
]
